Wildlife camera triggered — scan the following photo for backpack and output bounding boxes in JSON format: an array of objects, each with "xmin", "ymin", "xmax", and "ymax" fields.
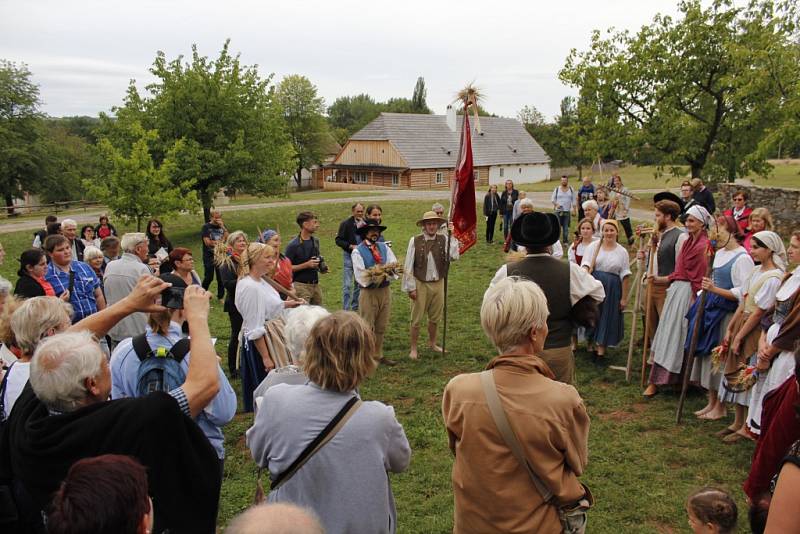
[{"xmin": 132, "ymin": 334, "xmax": 190, "ymax": 397}]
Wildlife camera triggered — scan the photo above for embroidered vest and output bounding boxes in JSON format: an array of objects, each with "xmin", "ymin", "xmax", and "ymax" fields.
[
  {"xmin": 412, "ymin": 234, "xmax": 448, "ymax": 282},
  {"xmin": 357, "ymin": 242, "xmax": 390, "ymax": 288}
]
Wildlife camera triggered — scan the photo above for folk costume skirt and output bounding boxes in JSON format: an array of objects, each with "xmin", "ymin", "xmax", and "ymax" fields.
[
  {"xmin": 241, "ymin": 339, "xmax": 268, "ymax": 413},
  {"xmin": 649, "ymin": 281, "xmax": 693, "ymax": 385},
  {"xmin": 747, "ymin": 350, "xmax": 796, "ymax": 434},
  {"xmin": 588, "ymin": 271, "xmax": 624, "ymax": 348},
  {"xmin": 686, "ymin": 293, "xmax": 738, "ymax": 391}
]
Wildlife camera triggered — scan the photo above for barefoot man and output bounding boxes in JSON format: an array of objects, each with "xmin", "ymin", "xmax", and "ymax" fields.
[{"xmin": 402, "ymin": 211, "xmax": 460, "ymax": 360}]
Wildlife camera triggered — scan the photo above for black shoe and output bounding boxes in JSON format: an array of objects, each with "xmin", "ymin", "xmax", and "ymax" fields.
[{"xmin": 380, "ymin": 357, "xmax": 397, "ymax": 367}]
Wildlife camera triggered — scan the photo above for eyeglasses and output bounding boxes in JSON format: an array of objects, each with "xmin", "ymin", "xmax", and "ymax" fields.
[{"xmin": 180, "ymin": 257, "xmax": 195, "ymax": 262}]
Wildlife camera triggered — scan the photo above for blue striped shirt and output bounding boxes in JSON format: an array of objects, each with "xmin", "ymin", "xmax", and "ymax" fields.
[{"xmin": 45, "ymin": 261, "xmax": 101, "ymax": 322}]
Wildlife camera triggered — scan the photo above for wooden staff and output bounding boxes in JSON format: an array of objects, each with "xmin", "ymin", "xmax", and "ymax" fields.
[
  {"xmin": 676, "ymin": 246, "xmax": 715, "ymax": 424},
  {"xmin": 262, "ymin": 275, "xmax": 302, "ymax": 301},
  {"xmin": 640, "ymin": 236, "xmax": 657, "ymax": 387},
  {"xmin": 625, "ymin": 234, "xmax": 647, "ymax": 381}
]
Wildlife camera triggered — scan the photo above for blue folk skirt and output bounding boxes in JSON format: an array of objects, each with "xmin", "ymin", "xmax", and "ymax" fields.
[
  {"xmin": 241, "ymin": 339, "xmax": 268, "ymax": 413},
  {"xmin": 588, "ymin": 270, "xmax": 624, "ymax": 347}
]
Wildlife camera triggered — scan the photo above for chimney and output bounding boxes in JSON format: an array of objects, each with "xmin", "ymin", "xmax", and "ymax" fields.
[{"xmin": 446, "ymin": 105, "xmax": 456, "ymax": 132}]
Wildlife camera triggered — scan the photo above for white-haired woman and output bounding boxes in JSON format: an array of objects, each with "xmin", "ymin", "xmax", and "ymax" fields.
[
  {"xmin": 235, "ymin": 242, "xmax": 303, "ymax": 413},
  {"xmin": 252, "ymin": 305, "xmax": 331, "ymax": 413},
  {"xmin": 83, "ymin": 245, "xmax": 105, "ymax": 283},
  {"xmin": 1, "ymin": 296, "xmax": 73, "ymax": 419},
  {"xmin": 582, "ymin": 200, "xmax": 602, "ymax": 238},
  {"xmin": 443, "ymin": 277, "xmax": 590, "ymax": 533},
  {"xmin": 217, "ymin": 230, "xmax": 248, "ymax": 378}
]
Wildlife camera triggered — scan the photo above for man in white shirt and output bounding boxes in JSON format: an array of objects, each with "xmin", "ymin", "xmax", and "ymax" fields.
[
  {"xmin": 402, "ymin": 211, "xmax": 460, "ymax": 361},
  {"xmin": 352, "ymin": 219, "xmax": 399, "ymax": 365}
]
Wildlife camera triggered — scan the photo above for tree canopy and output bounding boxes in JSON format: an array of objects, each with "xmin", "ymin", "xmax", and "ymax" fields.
[
  {"xmin": 99, "ymin": 40, "xmax": 294, "ymax": 220},
  {"xmin": 559, "ymin": 0, "xmax": 798, "ymax": 181}
]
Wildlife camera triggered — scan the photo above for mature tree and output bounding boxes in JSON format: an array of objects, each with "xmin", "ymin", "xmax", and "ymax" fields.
[
  {"xmin": 327, "ymin": 93, "xmax": 382, "ymax": 142},
  {"xmin": 560, "ymin": 0, "xmax": 796, "ymax": 181},
  {"xmin": 88, "ymin": 123, "xmax": 197, "ymax": 231},
  {"xmin": 411, "ymin": 77, "xmax": 431, "ymax": 114},
  {"xmin": 0, "ymin": 59, "xmax": 46, "ymax": 213},
  {"xmin": 100, "ymin": 40, "xmax": 294, "ymax": 221},
  {"xmin": 276, "ymin": 75, "xmax": 329, "ymax": 188},
  {"xmin": 517, "ymin": 105, "xmax": 546, "ymax": 127},
  {"xmin": 36, "ymin": 121, "xmax": 98, "ymax": 203}
]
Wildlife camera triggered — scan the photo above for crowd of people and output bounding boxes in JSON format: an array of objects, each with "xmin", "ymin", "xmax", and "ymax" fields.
[{"xmin": 0, "ymin": 172, "xmax": 796, "ymax": 534}]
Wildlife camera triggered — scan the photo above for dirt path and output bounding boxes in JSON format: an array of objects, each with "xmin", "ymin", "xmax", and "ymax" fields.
[{"xmin": 0, "ymin": 189, "xmax": 658, "ymax": 235}]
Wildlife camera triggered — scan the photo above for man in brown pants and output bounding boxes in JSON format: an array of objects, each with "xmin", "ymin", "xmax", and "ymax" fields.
[
  {"xmin": 402, "ymin": 211, "xmax": 460, "ymax": 360},
  {"xmin": 352, "ymin": 219, "xmax": 398, "ymax": 366}
]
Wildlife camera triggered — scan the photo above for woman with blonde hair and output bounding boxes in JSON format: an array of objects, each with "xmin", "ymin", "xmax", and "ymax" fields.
[
  {"xmin": 247, "ymin": 311, "xmax": 411, "ymax": 534},
  {"xmin": 217, "ymin": 230, "xmax": 248, "ymax": 378},
  {"xmin": 443, "ymin": 277, "xmax": 590, "ymax": 533},
  {"xmin": 743, "ymin": 207, "xmax": 773, "ymax": 252},
  {"xmin": 235, "ymin": 242, "xmax": 303, "ymax": 412}
]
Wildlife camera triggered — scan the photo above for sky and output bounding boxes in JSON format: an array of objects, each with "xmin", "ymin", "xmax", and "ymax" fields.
[{"xmin": 0, "ymin": 0, "xmax": 683, "ymax": 121}]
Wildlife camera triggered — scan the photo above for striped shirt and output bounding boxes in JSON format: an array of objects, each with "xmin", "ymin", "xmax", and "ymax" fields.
[{"xmin": 45, "ymin": 261, "xmax": 101, "ymax": 322}]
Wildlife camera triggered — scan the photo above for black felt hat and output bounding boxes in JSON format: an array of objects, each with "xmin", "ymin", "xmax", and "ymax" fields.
[
  {"xmin": 355, "ymin": 218, "xmax": 387, "ymax": 237},
  {"xmin": 653, "ymin": 191, "xmax": 685, "ymax": 211},
  {"xmin": 510, "ymin": 212, "xmax": 561, "ymax": 248}
]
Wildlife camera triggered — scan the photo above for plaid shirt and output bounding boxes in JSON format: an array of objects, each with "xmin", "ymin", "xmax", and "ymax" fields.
[{"xmin": 45, "ymin": 260, "xmax": 101, "ymax": 322}]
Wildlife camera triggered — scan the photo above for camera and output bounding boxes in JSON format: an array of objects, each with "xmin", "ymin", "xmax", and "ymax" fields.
[
  {"xmin": 161, "ymin": 286, "xmax": 185, "ymax": 309},
  {"xmin": 315, "ymin": 256, "xmax": 329, "ymax": 274}
]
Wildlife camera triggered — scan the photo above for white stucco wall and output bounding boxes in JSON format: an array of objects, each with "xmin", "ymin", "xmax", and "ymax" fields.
[{"xmin": 488, "ymin": 163, "xmax": 550, "ymax": 185}]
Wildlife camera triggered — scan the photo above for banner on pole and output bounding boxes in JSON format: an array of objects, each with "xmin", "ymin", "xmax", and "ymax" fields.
[{"xmin": 451, "ymin": 112, "xmax": 477, "ymax": 254}]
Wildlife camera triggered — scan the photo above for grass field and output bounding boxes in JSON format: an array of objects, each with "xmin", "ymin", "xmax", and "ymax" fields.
[{"xmin": 0, "ymin": 199, "xmax": 759, "ymax": 533}]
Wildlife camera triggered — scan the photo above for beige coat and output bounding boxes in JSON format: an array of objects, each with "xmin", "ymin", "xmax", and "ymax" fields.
[{"xmin": 442, "ymin": 353, "xmax": 590, "ymax": 534}]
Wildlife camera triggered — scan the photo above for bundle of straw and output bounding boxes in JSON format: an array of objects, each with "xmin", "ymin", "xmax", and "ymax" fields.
[
  {"xmin": 364, "ymin": 262, "xmax": 403, "ymax": 286},
  {"xmin": 710, "ymin": 342, "xmax": 728, "ymax": 373},
  {"xmin": 727, "ymin": 364, "xmax": 760, "ymax": 393}
]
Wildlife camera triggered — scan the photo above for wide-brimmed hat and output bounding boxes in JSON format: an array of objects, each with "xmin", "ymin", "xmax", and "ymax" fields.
[
  {"xmin": 416, "ymin": 211, "xmax": 447, "ymax": 227},
  {"xmin": 653, "ymin": 191, "xmax": 685, "ymax": 211},
  {"xmin": 356, "ymin": 218, "xmax": 387, "ymax": 237},
  {"xmin": 510, "ymin": 212, "xmax": 560, "ymax": 248}
]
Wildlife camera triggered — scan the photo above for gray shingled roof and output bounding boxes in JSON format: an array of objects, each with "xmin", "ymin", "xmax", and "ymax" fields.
[{"xmin": 348, "ymin": 112, "xmax": 550, "ymax": 169}]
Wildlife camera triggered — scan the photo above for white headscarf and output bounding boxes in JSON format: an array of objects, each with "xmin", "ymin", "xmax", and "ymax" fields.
[
  {"xmin": 685, "ymin": 205, "xmax": 713, "ymax": 228},
  {"xmin": 753, "ymin": 230, "xmax": 787, "ymax": 271}
]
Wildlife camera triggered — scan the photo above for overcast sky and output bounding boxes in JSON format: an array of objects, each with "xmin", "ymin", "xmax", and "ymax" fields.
[{"xmin": 0, "ymin": 0, "xmax": 682, "ymax": 121}]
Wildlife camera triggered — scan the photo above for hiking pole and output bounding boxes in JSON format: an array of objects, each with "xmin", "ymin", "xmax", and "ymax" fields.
[
  {"xmin": 640, "ymin": 237, "xmax": 657, "ymax": 387},
  {"xmin": 676, "ymin": 247, "xmax": 715, "ymax": 424},
  {"xmin": 625, "ymin": 235, "xmax": 646, "ymax": 382}
]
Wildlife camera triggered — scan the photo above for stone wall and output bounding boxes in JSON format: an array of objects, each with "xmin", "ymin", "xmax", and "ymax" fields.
[{"xmin": 717, "ymin": 183, "xmax": 800, "ymax": 236}]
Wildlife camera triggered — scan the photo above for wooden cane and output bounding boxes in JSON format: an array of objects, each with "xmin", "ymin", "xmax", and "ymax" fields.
[
  {"xmin": 676, "ymin": 246, "xmax": 715, "ymax": 424},
  {"xmin": 625, "ymin": 235, "xmax": 646, "ymax": 381},
  {"xmin": 640, "ymin": 238, "xmax": 657, "ymax": 387},
  {"xmin": 262, "ymin": 275, "xmax": 302, "ymax": 301}
]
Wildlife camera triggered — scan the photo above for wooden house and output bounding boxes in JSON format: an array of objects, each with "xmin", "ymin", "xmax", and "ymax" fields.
[{"xmin": 319, "ymin": 112, "xmax": 550, "ymax": 190}]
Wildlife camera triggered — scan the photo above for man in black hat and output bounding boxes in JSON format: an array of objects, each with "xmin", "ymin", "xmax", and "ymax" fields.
[
  {"xmin": 352, "ymin": 218, "xmax": 398, "ymax": 365},
  {"xmin": 639, "ymin": 194, "xmax": 687, "ymax": 346},
  {"xmin": 487, "ymin": 212, "xmax": 604, "ymax": 384}
]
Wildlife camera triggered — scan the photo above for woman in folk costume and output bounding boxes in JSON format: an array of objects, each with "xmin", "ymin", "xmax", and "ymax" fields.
[
  {"xmin": 644, "ymin": 205, "xmax": 712, "ymax": 398},
  {"xmin": 688, "ymin": 215, "xmax": 754, "ymax": 421},
  {"xmin": 744, "ymin": 231, "xmax": 799, "ymax": 437},
  {"xmin": 568, "ymin": 218, "xmax": 597, "ymax": 266},
  {"xmin": 717, "ymin": 230, "xmax": 785, "ymax": 442},
  {"xmin": 235, "ymin": 242, "xmax": 304, "ymax": 412},
  {"xmin": 581, "ymin": 219, "xmax": 631, "ymax": 363}
]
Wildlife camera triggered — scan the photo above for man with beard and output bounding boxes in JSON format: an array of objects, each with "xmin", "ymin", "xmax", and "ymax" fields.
[
  {"xmin": 352, "ymin": 219, "xmax": 398, "ymax": 366},
  {"xmin": 641, "ymin": 195, "xmax": 688, "ymax": 346},
  {"xmin": 402, "ymin": 211, "xmax": 460, "ymax": 361}
]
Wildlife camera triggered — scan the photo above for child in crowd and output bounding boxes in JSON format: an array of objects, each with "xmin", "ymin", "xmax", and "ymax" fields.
[{"xmin": 686, "ymin": 487, "xmax": 738, "ymax": 534}]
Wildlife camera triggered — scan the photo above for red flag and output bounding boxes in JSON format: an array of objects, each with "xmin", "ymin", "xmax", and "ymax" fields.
[{"xmin": 451, "ymin": 113, "xmax": 477, "ymax": 254}]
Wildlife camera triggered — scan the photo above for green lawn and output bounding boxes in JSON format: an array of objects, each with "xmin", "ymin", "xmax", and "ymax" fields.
[
  {"xmin": 0, "ymin": 199, "xmax": 758, "ymax": 533},
  {"xmin": 516, "ymin": 162, "xmax": 800, "ymax": 192}
]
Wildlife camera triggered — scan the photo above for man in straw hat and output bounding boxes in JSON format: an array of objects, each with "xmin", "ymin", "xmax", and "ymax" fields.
[
  {"xmin": 352, "ymin": 218, "xmax": 399, "ymax": 366},
  {"xmin": 402, "ymin": 211, "xmax": 460, "ymax": 360},
  {"xmin": 487, "ymin": 212, "xmax": 605, "ymax": 383}
]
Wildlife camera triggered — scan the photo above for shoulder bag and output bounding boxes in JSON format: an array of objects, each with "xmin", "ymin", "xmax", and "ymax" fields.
[
  {"xmin": 254, "ymin": 396, "xmax": 362, "ymax": 503},
  {"xmin": 480, "ymin": 370, "xmax": 593, "ymax": 534}
]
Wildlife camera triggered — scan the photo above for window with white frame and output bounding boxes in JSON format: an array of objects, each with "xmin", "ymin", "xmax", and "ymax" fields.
[
  {"xmin": 435, "ymin": 171, "xmax": 444, "ymax": 184},
  {"xmin": 354, "ymin": 171, "xmax": 368, "ymax": 184},
  {"xmin": 473, "ymin": 169, "xmax": 479, "ymax": 181},
  {"xmin": 391, "ymin": 174, "xmax": 399, "ymax": 186}
]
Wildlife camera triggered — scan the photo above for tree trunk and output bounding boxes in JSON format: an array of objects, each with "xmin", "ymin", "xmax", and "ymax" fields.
[
  {"xmin": 295, "ymin": 166, "xmax": 303, "ymax": 189},
  {"xmin": 690, "ymin": 161, "xmax": 703, "ymax": 179},
  {"xmin": 4, "ymin": 194, "xmax": 15, "ymax": 216},
  {"xmin": 200, "ymin": 188, "xmax": 212, "ymax": 222},
  {"xmin": 136, "ymin": 216, "xmax": 142, "ymax": 232}
]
